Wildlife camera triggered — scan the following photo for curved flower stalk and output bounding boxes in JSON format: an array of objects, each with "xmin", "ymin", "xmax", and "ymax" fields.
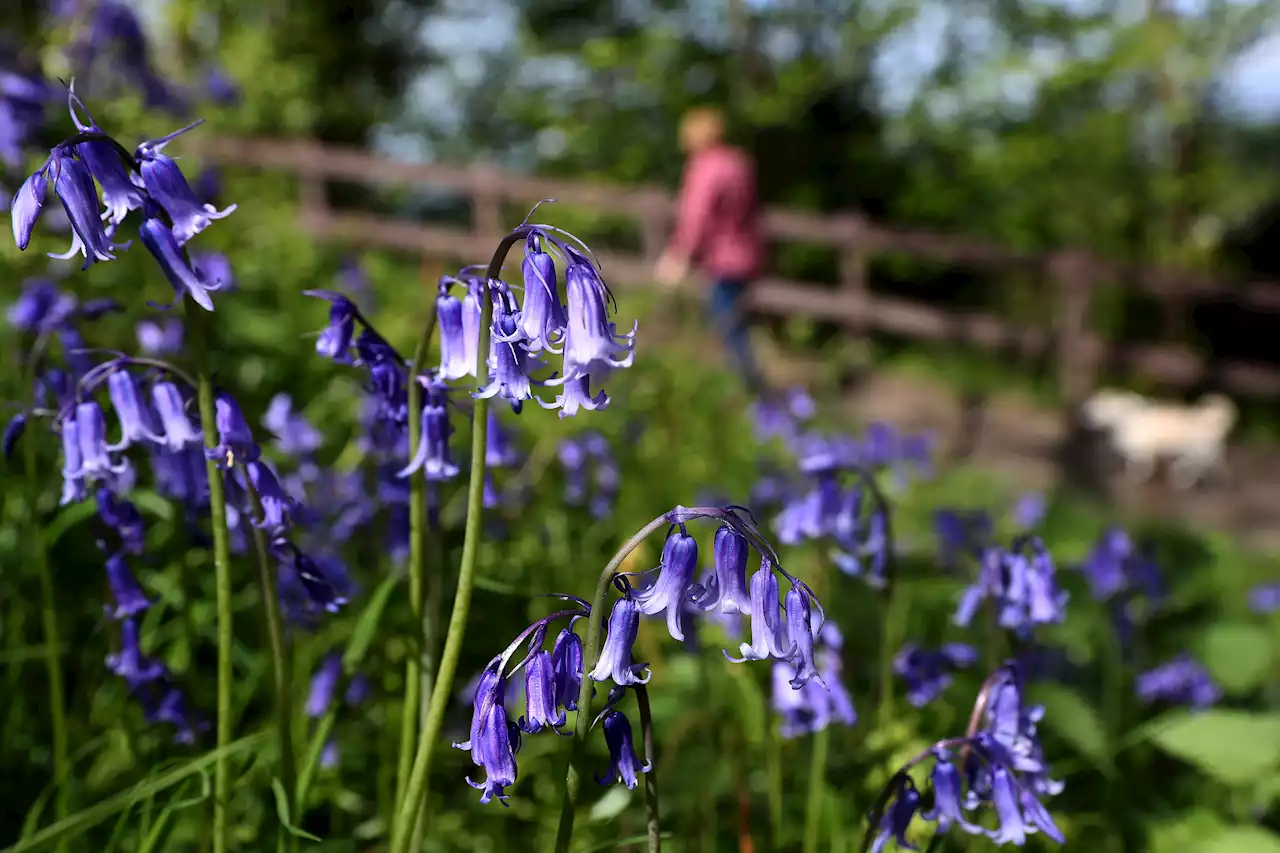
[
  {"xmin": 10, "ymin": 88, "xmax": 234, "ymax": 309},
  {"xmin": 862, "ymin": 662, "xmax": 1065, "ymax": 852}
]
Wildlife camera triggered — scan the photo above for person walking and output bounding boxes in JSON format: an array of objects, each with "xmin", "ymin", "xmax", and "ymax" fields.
[{"xmin": 655, "ymin": 107, "xmax": 766, "ymax": 393}]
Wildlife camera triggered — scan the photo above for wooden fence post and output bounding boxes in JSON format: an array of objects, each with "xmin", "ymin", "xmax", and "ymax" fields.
[
  {"xmin": 1048, "ymin": 248, "xmax": 1101, "ymax": 409},
  {"xmin": 296, "ymin": 140, "xmax": 328, "ymax": 233}
]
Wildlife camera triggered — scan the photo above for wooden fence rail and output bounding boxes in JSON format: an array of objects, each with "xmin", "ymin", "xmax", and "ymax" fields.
[{"xmin": 193, "ymin": 135, "xmax": 1280, "ymax": 403}]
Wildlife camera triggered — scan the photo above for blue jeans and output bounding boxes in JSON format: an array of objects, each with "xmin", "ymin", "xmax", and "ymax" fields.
[{"xmin": 708, "ymin": 278, "xmax": 763, "ymax": 393}]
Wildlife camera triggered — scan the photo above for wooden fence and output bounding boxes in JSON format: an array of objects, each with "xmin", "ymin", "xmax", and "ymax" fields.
[{"xmin": 193, "ymin": 136, "xmax": 1280, "ymax": 405}]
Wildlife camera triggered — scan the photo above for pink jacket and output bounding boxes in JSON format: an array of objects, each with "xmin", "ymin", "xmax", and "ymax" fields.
[{"xmin": 666, "ymin": 144, "xmax": 765, "ymax": 280}]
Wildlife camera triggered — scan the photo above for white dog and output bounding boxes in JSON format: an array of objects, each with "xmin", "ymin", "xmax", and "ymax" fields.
[{"xmin": 1081, "ymin": 389, "xmax": 1237, "ymax": 489}]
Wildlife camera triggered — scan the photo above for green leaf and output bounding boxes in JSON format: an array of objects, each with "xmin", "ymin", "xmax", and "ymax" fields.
[
  {"xmin": 342, "ymin": 571, "xmax": 401, "ymax": 672},
  {"xmin": 272, "ymin": 778, "xmax": 323, "ymax": 842},
  {"xmin": 1, "ymin": 733, "xmax": 265, "ymax": 853},
  {"xmin": 1028, "ymin": 684, "xmax": 1112, "ymax": 774},
  {"xmin": 1198, "ymin": 622, "xmax": 1274, "ymax": 694},
  {"xmin": 1146, "ymin": 710, "xmax": 1280, "ymax": 785},
  {"xmin": 1197, "ymin": 827, "xmax": 1280, "ymax": 853},
  {"xmin": 586, "ymin": 786, "xmax": 633, "ymax": 823}
]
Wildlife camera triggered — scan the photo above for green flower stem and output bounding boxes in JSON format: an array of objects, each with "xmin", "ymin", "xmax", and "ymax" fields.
[
  {"xmin": 877, "ymin": 584, "xmax": 906, "ymax": 728},
  {"xmin": 246, "ymin": 487, "xmax": 296, "ymax": 853},
  {"xmin": 295, "ymin": 708, "xmax": 337, "ymax": 812},
  {"xmin": 388, "ymin": 233, "xmax": 527, "ymax": 853},
  {"xmin": 802, "ymin": 725, "xmax": 830, "ymax": 853},
  {"xmin": 552, "ymin": 512, "xmax": 674, "ymax": 853},
  {"xmin": 634, "ymin": 684, "xmax": 662, "ymax": 853},
  {"xmin": 23, "ymin": 391, "xmax": 69, "ymax": 853},
  {"xmin": 185, "ymin": 302, "xmax": 236, "ymax": 853},
  {"xmin": 394, "ymin": 295, "xmax": 440, "ymax": 823}
]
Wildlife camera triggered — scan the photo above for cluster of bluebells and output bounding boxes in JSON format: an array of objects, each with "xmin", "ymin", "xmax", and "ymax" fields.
[
  {"xmin": 772, "ymin": 621, "xmax": 856, "ymax": 738},
  {"xmin": 557, "ymin": 431, "xmax": 619, "ymax": 519},
  {"xmin": 305, "ymin": 654, "xmax": 372, "ymax": 769},
  {"xmin": 1135, "ymin": 655, "xmax": 1221, "ymax": 711},
  {"xmin": 1074, "ymin": 526, "xmax": 1167, "ymax": 651},
  {"xmin": 11, "ymin": 86, "xmax": 235, "ymax": 311},
  {"xmin": 52, "ymin": 0, "xmax": 238, "ymax": 115},
  {"xmin": 953, "ymin": 536, "xmax": 1069, "ymax": 638},
  {"xmin": 455, "ymin": 505, "xmax": 827, "ymax": 804},
  {"xmin": 894, "ymin": 642, "xmax": 978, "ymax": 708},
  {"xmin": 1251, "ymin": 582, "xmax": 1280, "ymax": 615},
  {"xmin": 1, "ymin": 69, "xmax": 48, "ymax": 173},
  {"xmin": 749, "ymin": 396, "xmax": 932, "ymax": 589},
  {"xmin": 870, "ymin": 663, "xmax": 1064, "ymax": 851},
  {"xmin": 432, "ymin": 226, "xmax": 637, "ymax": 419}
]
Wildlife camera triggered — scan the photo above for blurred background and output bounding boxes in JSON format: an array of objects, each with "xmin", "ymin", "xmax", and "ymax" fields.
[{"xmin": 3, "ymin": 0, "xmax": 1280, "ymax": 851}]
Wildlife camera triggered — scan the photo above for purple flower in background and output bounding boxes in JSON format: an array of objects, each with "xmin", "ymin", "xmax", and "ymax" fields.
[
  {"xmin": 1078, "ymin": 527, "xmax": 1165, "ymax": 605},
  {"xmin": 934, "ymin": 508, "xmax": 994, "ymax": 572},
  {"xmin": 107, "ymin": 618, "xmax": 165, "ymax": 685},
  {"xmin": 1011, "ymin": 492, "xmax": 1046, "ymax": 530},
  {"xmin": 263, "ymin": 394, "xmax": 323, "ymax": 457},
  {"xmin": 556, "ymin": 431, "xmax": 618, "ymax": 517},
  {"xmin": 772, "ymin": 623, "xmax": 856, "ymax": 738},
  {"xmin": 894, "ymin": 642, "xmax": 978, "ymax": 708},
  {"xmin": 306, "ymin": 654, "xmax": 343, "ymax": 717},
  {"xmin": 103, "ymin": 552, "xmax": 151, "ymax": 618},
  {"xmin": 136, "ymin": 318, "xmax": 183, "ymax": 354},
  {"xmin": 1250, "ymin": 582, "xmax": 1280, "ymax": 614},
  {"xmin": 1136, "ymin": 655, "xmax": 1220, "ymax": 710},
  {"xmin": 955, "ymin": 538, "xmax": 1068, "ymax": 638},
  {"xmin": 98, "ymin": 487, "xmax": 146, "ymax": 553}
]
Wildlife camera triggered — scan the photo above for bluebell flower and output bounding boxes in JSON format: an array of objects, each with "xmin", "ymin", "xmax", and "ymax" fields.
[
  {"xmin": 58, "ymin": 415, "xmax": 87, "ymax": 505},
  {"xmin": 453, "ymin": 660, "xmax": 521, "ymax": 805},
  {"xmin": 870, "ymin": 775, "xmax": 920, "ymax": 853},
  {"xmin": 7, "ymin": 279, "xmax": 76, "ymax": 332},
  {"xmin": 271, "ymin": 535, "xmax": 346, "ymax": 613},
  {"xmin": 692, "ymin": 525, "xmax": 752, "ymax": 615},
  {"xmin": 894, "ymin": 642, "xmax": 979, "ymax": 708},
  {"xmin": 73, "ymin": 401, "xmax": 129, "ymax": 480},
  {"xmin": 977, "ymin": 665, "xmax": 1063, "ymax": 799},
  {"xmin": 103, "ymin": 552, "xmax": 151, "ymax": 618},
  {"xmin": 263, "ymin": 393, "xmax": 323, "ymax": 457},
  {"xmin": 135, "ymin": 128, "xmax": 237, "ymax": 245},
  {"xmin": 551, "ymin": 626, "xmax": 583, "ymax": 711},
  {"xmin": 48, "ymin": 151, "xmax": 132, "ymax": 268},
  {"xmin": 10, "ymin": 168, "xmax": 48, "ymax": 250},
  {"xmin": 245, "ymin": 461, "xmax": 294, "ymax": 529},
  {"xmin": 485, "ymin": 407, "xmax": 520, "ymax": 468},
  {"xmin": 345, "ymin": 673, "xmax": 371, "ymax": 706},
  {"xmin": 934, "ymin": 508, "xmax": 993, "ymax": 572},
  {"xmin": 436, "ymin": 287, "xmax": 470, "ymax": 380},
  {"xmin": 1136, "ymin": 655, "xmax": 1220, "ymax": 710},
  {"xmin": 539, "ymin": 375, "xmax": 609, "ymax": 418},
  {"xmin": 150, "ymin": 381, "xmax": 201, "ymax": 451},
  {"xmin": 727, "ymin": 562, "xmax": 792, "ymax": 663},
  {"xmin": 4, "ymin": 413, "xmax": 27, "ymax": 460},
  {"xmin": 139, "ymin": 206, "xmax": 223, "ymax": 311},
  {"xmin": 518, "ymin": 233, "xmax": 567, "ymax": 352},
  {"xmin": 97, "ymin": 487, "xmax": 146, "ymax": 554},
  {"xmin": 595, "ymin": 709, "xmax": 650, "ymax": 789},
  {"xmin": 107, "ymin": 618, "xmax": 165, "ymax": 686},
  {"xmin": 831, "ymin": 486, "xmax": 890, "ymax": 587},
  {"xmin": 208, "ymin": 392, "xmax": 259, "ymax": 468},
  {"xmin": 306, "ymin": 654, "xmax": 343, "ymax": 717},
  {"xmin": 67, "ymin": 90, "xmax": 145, "ymax": 228},
  {"xmin": 398, "ymin": 377, "xmax": 457, "ymax": 481},
  {"xmin": 136, "ymin": 318, "xmax": 183, "ymax": 355},
  {"xmin": 476, "ymin": 303, "xmax": 538, "ymax": 406},
  {"xmin": 772, "ymin": 623, "xmax": 856, "ymax": 738},
  {"xmin": 955, "ymin": 538, "xmax": 1068, "ymax": 638},
  {"xmin": 105, "ymin": 370, "xmax": 162, "ymax": 449},
  {"xmin": 588, "ymin": 598, "xmax": 650, "ymax": 686},
  {"xmin": 783, "ymin": 586, "xmax": 820, "ymax": 687},
  {"xmin": 1250, "ymin": 582, "xmax": 1280, "ymax": 614},
  {"xmin": 305, "ymin": 290, "xmax": 357, "ymax": 362},
  {"xmin": 632, "ymin": 529, "xmax": 700, "ymax": 642},
  {"xmin": 520, "ymin": 649, "xmax": 566, "ymax": 734},
  {"xmin": 1011, "ymin": 492, "xmax": 1046, "ymax": 530},
  {"xmin": 921, "ymin": 747, "xmax": 982, "ymax": 835},
  {"xmin": 1077, "ymin": 527, "xmax": 1166, "ymax": 606},
  {"xmin": 141, "ymin": 684, "xmax": 200, "ymax": 745}
]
